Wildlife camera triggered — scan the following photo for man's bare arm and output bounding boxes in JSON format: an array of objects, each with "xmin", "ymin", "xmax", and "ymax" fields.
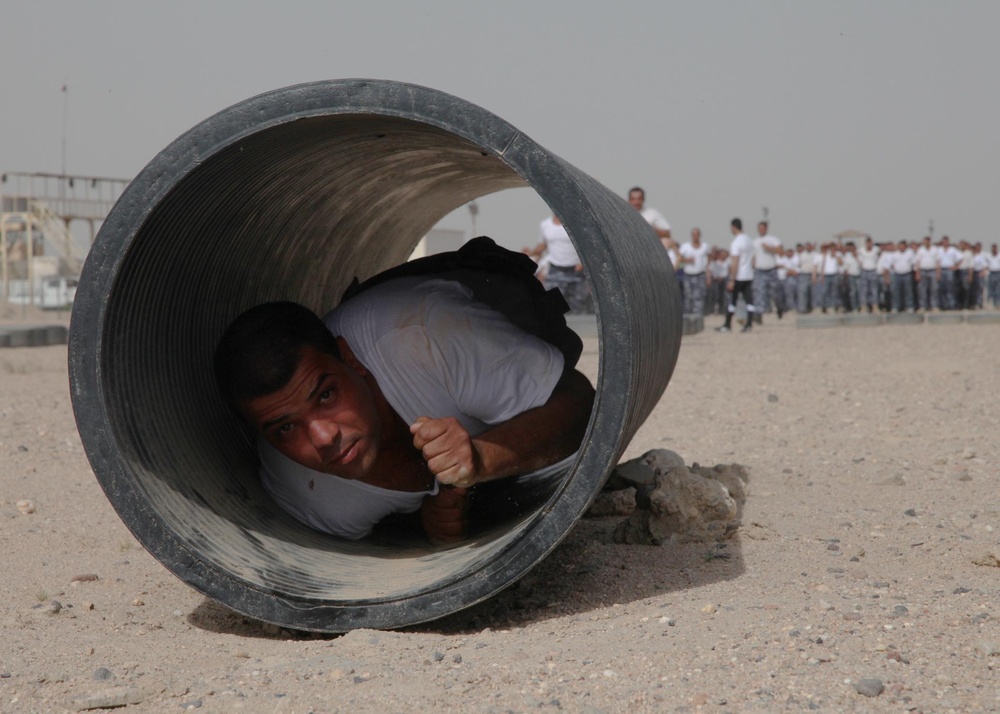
[{"xmin": 411, "ymin": 369, "xmax": 595, "ymax": 488}]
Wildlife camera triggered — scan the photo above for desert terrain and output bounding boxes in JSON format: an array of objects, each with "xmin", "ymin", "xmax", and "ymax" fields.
[{"xmin": 1, "ymin": 312, "xmax": 998, "ymax": 713}]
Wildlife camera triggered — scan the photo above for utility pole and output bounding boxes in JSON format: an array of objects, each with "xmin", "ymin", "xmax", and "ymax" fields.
[
  {"xmin": 468, "ymin": 200, "xmax": 479, "ymax": 239},
  {"xmin": 928, "ymin": 219, "xmax": 934, "ymax": 239},
  {"xmin": 762, "ymin": 206, "xmax": 769, "ymax": 223}
]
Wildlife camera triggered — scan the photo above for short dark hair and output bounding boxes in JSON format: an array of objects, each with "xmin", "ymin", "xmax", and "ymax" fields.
[
  {"xmin": 731, "ymin": 218, "xmax": 742, "ymax": 231},
  {"xmin": 213, "ymin": 301, "xmax": 341, "ymax": 410},
  {"xmin": 628, "ymin": 186, "xmax": 645, "ymax": 198}
]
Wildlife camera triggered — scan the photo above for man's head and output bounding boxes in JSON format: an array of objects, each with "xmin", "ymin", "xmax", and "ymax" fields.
[
  {"xmin": 731, "ymin": 217, "xmax": 742, "ymax": 235},
  {"xmin": 992, "ymin": 244, "xmax": 998, "ymax": 255},
  {"xmin": 898, "ymin": 240, "xmax": 908, "ymax": 251},
  {"xmin": 214, "ymin": 302, "xmax": 385, "ymax": 480},
  {"xmin": 690, "ymin": 227, "xmax": 702, "ymax": 244},
  {"xmin": 923, "ymin": 235, "xmax": 932, "ymax": 247},
  {"xmin": 865, "ymin": 236, "xmax": 873, "ymax": 249},
  {"xmin": 941, "ymin": 235, "xmax": 951, "ymax": 248},
  {"xmin": 627, "ymin": 187, "xmax": 645, "ymax": 211},
  {"xmin": 757, "ymin": 221, "xmax": 768, "ymax": 236}
]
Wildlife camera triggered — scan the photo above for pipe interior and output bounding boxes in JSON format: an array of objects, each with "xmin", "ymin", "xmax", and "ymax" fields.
[{"xmin": 101, "ymin": 115, "xmax": 590, "ymax": 602}]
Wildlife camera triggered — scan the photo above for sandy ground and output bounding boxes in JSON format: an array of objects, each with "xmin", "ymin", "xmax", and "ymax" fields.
[{"xmin": 1, "ymin": 313, "xmax": 998, "ymax": 713}]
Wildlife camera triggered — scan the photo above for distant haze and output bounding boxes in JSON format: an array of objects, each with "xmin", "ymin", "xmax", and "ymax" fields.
[{"xmin": 2, "ymin": 1, "xmax": 997, "ymax": 254}]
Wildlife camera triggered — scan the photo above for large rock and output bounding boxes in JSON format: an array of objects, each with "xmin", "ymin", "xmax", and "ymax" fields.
[{"xmin": 611, "ymin": 451, "xmax": 749, "ymax": 545}]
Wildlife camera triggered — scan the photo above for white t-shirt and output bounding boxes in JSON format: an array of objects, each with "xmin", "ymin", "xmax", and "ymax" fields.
[
  {"xmin": 858, "ymin": 246, "xmax": 880, "ymax": 271},
  {"xmin": 730, "ymin": 233, "xmax": 754, "ymax": 281},
  {"xmin": 988, "ymin": 253, "xmax": 1000, "ymax": 271},
  {"xmin": 798, "ymin": 250, "xmax": 817, "ymax": 273},
  {"xmin": 891, "ymin": 249, "xmax": 916, "ymax": 274},
  {"xmin": 539, "ymin": 216, "xmax": 579, "ymax": 268},
  {"xmin": 640, "ymin": 206, "xmax": 670, "ymax": 233},
  {"xmin": 915, "ymin": 246, "xmax": 939, "ymax": 270},
  {"xmin": 679, "ymin": 242, "xmax": 710, "ymax": 275},
  {"xmin": 753, "ymin": 235, "xmax": 782, "ymax": 271},
  {"xmin": 259, "ymin": 276, "xmax": 566, "ymax": 539},
  {"xmin": 938, "ymin": 246, "xmax": 961, "ymax": 269},
  {"xmin": 842, "ymin": 252, "xmax": 861, "ymax": 277},
  {"xmin": 821, "ymin": 251, "xmax": 841, "ymax": 276},
  {"xmin": 709, "ymin": 258, "xmax": 729, "ymax": 280},
  {"xmin": 877, "ymin": 250, "xmax": 895, "ymax": 273},
  {"xmin": 972, "ymin": 253, "xmax": 988, "ymax": 272}
]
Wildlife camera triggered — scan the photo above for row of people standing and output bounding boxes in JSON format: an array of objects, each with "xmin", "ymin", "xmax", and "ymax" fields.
[{"xmin": 783, "ymin": 236, "xmax": 999, "ymax": 314}]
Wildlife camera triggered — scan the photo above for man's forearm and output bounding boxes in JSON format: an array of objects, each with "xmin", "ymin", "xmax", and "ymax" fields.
[{"xmin": 471, "ymin": 369, "xmax": 595, "ymax": 483}]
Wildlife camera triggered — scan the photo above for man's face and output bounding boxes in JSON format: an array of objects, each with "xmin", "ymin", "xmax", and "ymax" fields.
[
  {"xmin": 923, "ymin": 237, "xmax": 931, "ymax": 247},
  {"xmin": 898, "ymin": 241, "xmax": 907, "ymax": 251},
  {"xmin": 628, "ymin": 190, "xmax": 644, "ymax": 210},
  {"xmin": 240, "ymin": 344, "xmax": 383, "ymax": 480},
  {"xmin": 691, "ymin": 228, "xmax": 701, "ymax": 243},
  {"xmin": 757, "ymin": 223, "xmax": 767, "ymax": 236}
]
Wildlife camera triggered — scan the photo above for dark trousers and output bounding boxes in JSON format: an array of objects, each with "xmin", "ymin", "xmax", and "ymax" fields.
[{"xmin": 724, "ymin": 280, "xmax": 755, "ymax": 327}]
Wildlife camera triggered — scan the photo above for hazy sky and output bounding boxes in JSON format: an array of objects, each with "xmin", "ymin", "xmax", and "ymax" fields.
[{"xmin": 2, "ymin": 1, "xmax": 998, "ymax": 253}]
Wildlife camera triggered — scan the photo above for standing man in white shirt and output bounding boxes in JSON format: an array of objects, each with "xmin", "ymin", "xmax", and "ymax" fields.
[
  {"xmin": 524, "ymin": 214, "xmax": 590, "ymax": 314},
  {"xmin": 857, "ymin": 236, "xmax": 881, "ymax": 313},
  {"xmin": 628, "ymin": 186, "xmax": 673, "ymax": 251},
  {"xmin": 678, "ymin": 227, "xmax": 711, "ymax": 315},
  {"xmin": 890, "ymin": 239, "xmax": 917, "ymax": 312},
  {"xmin": 817, "ymin": 243, "xmax": 842, "ymax": 313},
  {"xmin": 971, "ymin": 242, "xmax": 988, "ymax": 309},
  {"xmin": 752, "ymin": 221, "xmax": 784, "ymax": 323},
  {"xmin": 913, "ymin": 235, "xmax": 940, "ymax": 311},
  {"xmin": 958, "ymin": 240, "xmax": 976, "ymax": 309},
  {"xmin": 986, "ymin": 244, "xmax": 1000, "ymax": 309},
  {"xmin": 779, "ymin": 248, "xmax": 799, "ymax": 315},
  {"xmin": 716, "ymin": 218, "xmax": 756, "ymax": 333},
  {"xmin": 841, "ymin": 242, "xmax": 862, "ymax": 312},
  {"xmin": 796, "ymin": 242, "xmax": 818, "ymax": 313},
  {"xmin": 709, "ymin": 248, "xmax": 730, "ymax": 314},
  {"xmin": 936, "ymin": 236, "xmax": 961, "ymax": 310}
]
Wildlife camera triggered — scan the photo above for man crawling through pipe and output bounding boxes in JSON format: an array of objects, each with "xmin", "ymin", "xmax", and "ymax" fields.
[{"xmin": 213, "ymin": 238, "xmax": 595, "ymax": 545}]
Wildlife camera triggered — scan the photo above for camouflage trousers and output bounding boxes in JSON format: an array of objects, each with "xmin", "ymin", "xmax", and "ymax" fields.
[
  {"xmin": 859, "ymin": 269, "xmax": 879, "ymax": 310},
  {"xmin": 753, "ymin": 268, "xmax": 782, "ymax": 313},
  {"xmin": 545, "ymin": 265, "xmax": 591, "ymax": 314},
  {"xmin": 682, "ymin": 272, "xmax": 708, "ymax": 315}
]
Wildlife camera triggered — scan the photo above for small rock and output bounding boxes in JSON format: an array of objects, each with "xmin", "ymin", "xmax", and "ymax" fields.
[
  {"xmin": 44, "ymin": 600, "xmax": 62, "ymax": 615},
  {"xmin": 180, "ymin": 700, "xmax": 203, "ymax": 710},
  {"xmin": 433, "ymin": 652, "xmax": 445, "ymax": 662},
  {"xmin": 71, "ymin": 574, "xmax": 99, "ymax": 583},
  {"xmin": 132, "ymin": 598, "xmax": 144, "ymax": 607},
  {"xmin": 843, "ymin": 612, "xmax": 862, "ymax": 622},
  {"xmin": 70, "ymin": 687, "xmax": 144, "ymax": 710},
  {"xmin": 957, "ymin": 472, "xmax": 973, "ymax": 482},
  {"xmin": 16, "ymin": 499, "xmax": 35, "ymax": 515},
  {"xmin": 700, "ymin": 603, "xmax": 717, "ymax": 614},
  {"xmin": 971, "ymin": 552, "xmax": 1000, "ymax": 568},
  {"xmin": 234, "ymin": 650, "xmax": 250, "ymax": 659},
  {"xmin": 953, "ymin": 586, "xmax": 971, "ymax": 594},
  {"xmin": 767, "ymin": 393, "xmax": 779, "ymax": 403},
  {"xmin": 452, "ymin": 654, "xmax": 462, "ymax": 664},
  {"xmin": 893, "ymin": 605, "xmax": 909, "ymax": 617},
  {"xmin": 854, "ymin": 678, "xmax": 884, "ymax": 697},
  {"xmin": 903, "ymin": 509, "xmax": 916, "ymax": 517},
  {"xmin": 92, "ymin": 668, "xmax": 114, "ymax": 681},
  {"xmin": 173, "ymin": 609, "xmax": 184, "ymax": 617},
  {"xmin": 827, "ymin": 544, "xmax": 840, "ymax": 551}
]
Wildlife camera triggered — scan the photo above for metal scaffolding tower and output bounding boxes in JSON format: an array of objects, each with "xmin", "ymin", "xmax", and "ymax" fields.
[{"xmin": 1, "ymin": 171, "xmax": 129, "ymax": 306}]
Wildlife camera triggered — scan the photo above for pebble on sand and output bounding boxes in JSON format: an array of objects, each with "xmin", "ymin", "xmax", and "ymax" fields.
[
  {"xmin": 71, "ymin": 574, "xmax": 99, "ymax": 583},
  {"xmin": 854, "ymin": 678, "xmax": 884, "ymax": 697},
  {"xmin": 16, "ymin": 499, "xmax": 35, "ymax": 515}
]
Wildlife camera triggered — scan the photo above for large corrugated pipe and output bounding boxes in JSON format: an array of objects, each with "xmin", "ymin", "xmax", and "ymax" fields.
[{"xmin": 68, "ymin": 79, "xmax": 680, "ymax": 632}]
